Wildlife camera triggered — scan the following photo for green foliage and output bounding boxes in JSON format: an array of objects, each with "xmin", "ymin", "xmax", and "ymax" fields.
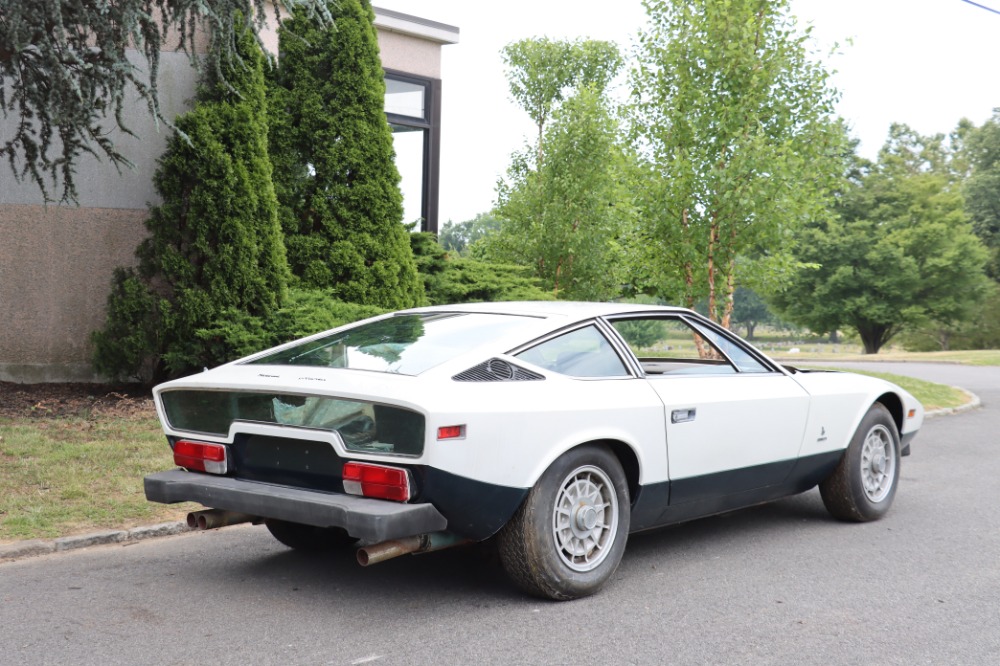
[
  {"xmin": 628, "ymin": 0, "xmax": 845, "ymax": 324},
  {"xmin": 269, "ymin": 288, "xmax": 386, "ymax": 343},
  {"xmin": 91, "ymin": 268, "xmax": 162, "ymax": 381},
  {"xmin": 93, "ymin": 24, "xmax": 287, "ymax": 382},
  {"xmin": 486, "ymin": 39, "xmax": 629, "ymax": 301},
  {"xmin": 0, "ymin": 0, "xmax": 329, "ymax": 204},
  {"xmin": 773, "ymin": 126, "xmax": 991, "ymax": 354},
  {"xmin": 410, "ymin": 232, "xmax": 553, "ymax": 305},
  {"xmin": 731, "ymin": 287, "xmax": 775, "ymax": 340},
  {"xmin": 899, "ymin": 283, "xmax": 1000, "ymax": 352},
  {"xmin": 615, "ymin": 319, "xmax": 666, "ymax": 349},
  {"xmin": 502, "ymin": 37, "xmax": 623, "ymax": 150},
  {"xmin": 438, "ymin": 213, "xmax": 501, "ymax": 256},
  {"xmin": 268, "ymin": 0, "xmax": 422, "ymax": 309},
  {"xmin": 962, "ymin": 110, "xmax": 1000, "ymax": 279}
]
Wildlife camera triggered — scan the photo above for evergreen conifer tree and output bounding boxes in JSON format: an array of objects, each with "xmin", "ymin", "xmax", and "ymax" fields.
[
  {"xmin": 269, "ymin": 0, "xmax": 422, "ymax": 309},
  {"xmin": 93, "ymin": 23, "xmax": 288, "ymax": 382}
]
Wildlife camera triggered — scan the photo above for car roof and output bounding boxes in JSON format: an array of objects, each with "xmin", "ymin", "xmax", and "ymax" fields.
[{"xmin": 398, "ymin": 301, "xmax": 693, "ymax": 320}]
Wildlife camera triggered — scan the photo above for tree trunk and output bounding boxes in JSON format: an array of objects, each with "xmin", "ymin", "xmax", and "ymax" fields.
[
  {"xmin": 720, "ymin": 241, "xmax": 736, "ymax": 330},
  {"xmin": 707, "ymin": 217, "xmax": 718, "ymax": 322}
]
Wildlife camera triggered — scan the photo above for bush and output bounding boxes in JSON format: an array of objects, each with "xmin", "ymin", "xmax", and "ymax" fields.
[
  {"xmin": 269, "ymin": 0, "xmax": 422, "ymax": 309},
  {"xmin": 410, "ymin": 232, "xmax": 553, "ymax": 305},
  {"xmin": 93, "ymin": 22, "xmax": 287, "ymax": 383},
  {"xmin": 270, "ymin": 288, "xmax": 387, "ymax": 344}
]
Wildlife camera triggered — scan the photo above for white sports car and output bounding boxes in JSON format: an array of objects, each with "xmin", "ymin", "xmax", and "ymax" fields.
[{"xmin": 145, "ymin": 302, "xmax": 923, "ymax": 600}]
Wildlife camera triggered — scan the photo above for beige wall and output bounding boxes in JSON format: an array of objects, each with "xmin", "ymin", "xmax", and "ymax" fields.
[
  {"xmin": 377, "ymin": 30, "xmax": 442, "ymax": 79},
  {"xmin": 0, "ymin": 206, "xmax": 148, "ymax": 382}
]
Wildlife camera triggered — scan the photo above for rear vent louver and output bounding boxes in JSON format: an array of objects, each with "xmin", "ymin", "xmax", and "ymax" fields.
[{"xmin": 452, "ymin": 358, "xmax": 545, "ymax": 382}]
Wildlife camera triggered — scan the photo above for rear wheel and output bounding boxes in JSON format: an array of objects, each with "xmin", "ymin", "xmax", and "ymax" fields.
[
  {"xmin": 264, "ymin": 519, "xmax": 357, "ymax": 551},
  {"xmin": 498, "ymin": 444, "xmax": 630, "ymax": 600},
  {"xmin": 820, "ymin": 403, "xmax": 900, "ymax": 522}
]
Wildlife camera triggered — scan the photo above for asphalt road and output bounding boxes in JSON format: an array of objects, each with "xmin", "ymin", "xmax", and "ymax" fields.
[{"xmin": 1, "ymin": 364, "xmax": 998, "ymax": 665}]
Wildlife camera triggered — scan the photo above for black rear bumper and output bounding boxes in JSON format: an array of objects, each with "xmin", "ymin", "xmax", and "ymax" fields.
[{"xmin": 144, "ymin": 469, "xmax": 448, "ymax": 543}]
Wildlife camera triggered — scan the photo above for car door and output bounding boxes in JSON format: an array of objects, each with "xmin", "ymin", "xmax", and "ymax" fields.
[{"xmin": 607, "ymin": 314, "xmax": 810, "ymax": 504}]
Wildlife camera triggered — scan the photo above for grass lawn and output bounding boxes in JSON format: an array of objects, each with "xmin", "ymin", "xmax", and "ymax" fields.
[
  {"xmin": 0, "ymin": 413, "xmax": 195, "ymax": 543},
  {"xmin": 824, "ymin": 369, "xmax": 968, "ymax": 412}
]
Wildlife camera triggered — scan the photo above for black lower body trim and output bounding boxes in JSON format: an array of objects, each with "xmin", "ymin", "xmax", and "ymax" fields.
[
  {"xmin": 144, "ymin": 469, "xmax": 447, "ymax": 543},
  {"xmin": 416, "ymin": 467, "xmax": 529, "ymax": 541},
  {"xmin": 630, "ymin": 450, "xmax": 844, "ymax": 532}
]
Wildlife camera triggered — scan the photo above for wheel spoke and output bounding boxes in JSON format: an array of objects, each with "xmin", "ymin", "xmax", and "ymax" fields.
[{"xmin": 551, "ymin": 464, "xmax": 620, "ymax": 572}]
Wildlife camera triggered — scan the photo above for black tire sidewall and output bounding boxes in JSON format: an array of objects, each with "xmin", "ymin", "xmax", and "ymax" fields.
[
  {"xmin": 517, "ymin": 444, "xmax": 631, "ymax": 599},
  {"xmin": 844, "ymin": 404, "xmax": 901, "ymax": 520}
]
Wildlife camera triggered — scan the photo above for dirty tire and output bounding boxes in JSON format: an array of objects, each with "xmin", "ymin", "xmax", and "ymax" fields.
[
  {"xmin": 497, "ymin": 444, "xmax": 630, "ymax": 600},
  {"xmin": 820, "ymin": 403, "xmax": 900, "ymax": 522},
  {"xmin": 265, "ymin": 519, "xmax": 357, "ymax": 551}
]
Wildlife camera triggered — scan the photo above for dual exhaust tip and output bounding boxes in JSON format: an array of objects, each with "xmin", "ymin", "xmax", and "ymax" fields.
[{"xmin": 185, "ymin": 510, "xmax": 465, "ymax": 566}]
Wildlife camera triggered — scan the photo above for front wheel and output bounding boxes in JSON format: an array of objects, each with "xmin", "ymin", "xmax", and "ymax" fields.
[
  {"xmin": 820, "ymin": 403, "xmax": 901, "ymax": 522},
  {"xmin": 498, "ymin": 444, "xmax": 630, "ymax": 600}
]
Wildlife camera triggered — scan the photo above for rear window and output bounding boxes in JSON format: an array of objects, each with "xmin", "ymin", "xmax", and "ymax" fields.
[
  {"xmin": 246, "ymin": 312, "xmax": 531, "ymax": 375},
  {"xmin": 160, "ymin": 390, "xmax": 425, "ymax": 456}
]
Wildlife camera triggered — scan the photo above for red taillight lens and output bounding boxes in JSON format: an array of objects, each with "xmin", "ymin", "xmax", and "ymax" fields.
[
  {"xmin": 174, "ymin": 440, "xmax": 228, "ymax": 474},
  {"xmin": 437, "ymin": 425, "xmax": 466, "ymax": 440},
  {"xmin": 342, "ymin": 462, "xmax": 411, "ymax": 502}
]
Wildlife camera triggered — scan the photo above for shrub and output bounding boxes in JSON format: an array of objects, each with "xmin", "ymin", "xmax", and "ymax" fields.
[{"xmin": 93, "ymin": 22, "xmax": 287, "ymax": 383}]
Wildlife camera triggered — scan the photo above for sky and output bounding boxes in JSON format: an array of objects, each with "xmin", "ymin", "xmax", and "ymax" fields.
[{"xmin": 374, "ymin": 0, "xmax": 1000, "ymax": 226}]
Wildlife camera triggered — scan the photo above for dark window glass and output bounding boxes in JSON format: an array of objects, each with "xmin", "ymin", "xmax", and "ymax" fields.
[{"xmin": 248, "ymin": 313, "xmax": 532, "ymax": 376}]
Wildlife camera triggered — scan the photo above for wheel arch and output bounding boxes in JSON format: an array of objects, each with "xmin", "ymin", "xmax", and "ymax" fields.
[
  {"xmin": 875, "ymin": 391, "xmax": 904, "ymax": 433},
  {"xmin": 544, "ymin": 438, "xmax": 641, "ymax": 509}
]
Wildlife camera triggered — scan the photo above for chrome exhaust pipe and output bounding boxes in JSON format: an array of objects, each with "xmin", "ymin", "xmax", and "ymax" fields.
[
  {"xmin": 186, "ymin": 509, "xmax": 258, "ymax": 530},
  {"xmin": 356, "ymin": 532, "xmax": 468, "ymax": 566}
]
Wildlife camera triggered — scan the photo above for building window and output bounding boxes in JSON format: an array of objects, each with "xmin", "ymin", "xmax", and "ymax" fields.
[
  {"xmin": 384, "ymin": 70, "xmax": 441, "ymax": 234},
  {"xmin": 385, "ymin": 78, "xmax": 426, "ymax": 118}
]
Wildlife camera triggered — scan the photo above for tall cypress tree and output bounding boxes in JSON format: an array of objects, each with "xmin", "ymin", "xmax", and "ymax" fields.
[
  {"xmin": 269, "ymin": 0, "xmax": 423, "ymax": 309},
  {"xmin": 93, "ymin": 23, "xmax": 288, "ymax": 382}
]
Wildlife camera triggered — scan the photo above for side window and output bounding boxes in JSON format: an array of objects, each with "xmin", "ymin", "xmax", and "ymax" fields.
[
  {"xmin": 610, "ymin": 317, "xmax": 737, "ymax": 376},
  {"xmin": 687, "ymin": 320, "xmax": 770, "ymax": 373},
  {"xmin": 515, "ymin": 325, "xmax": 629, "ymax": 378}
]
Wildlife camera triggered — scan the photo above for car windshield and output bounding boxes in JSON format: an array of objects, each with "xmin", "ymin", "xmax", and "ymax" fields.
[{"xmin": 246, "ymin": 312, "xmax": 532, "ymax": 375}]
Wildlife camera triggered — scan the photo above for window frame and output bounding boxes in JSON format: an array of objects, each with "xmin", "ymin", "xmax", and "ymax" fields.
[
  {"xmin": 602, "ymin": 312, "xmax": 780, "ymax": 377},
  {"xmin": 508, "ymin": 321, "xmax": 638, "ymax": 380},
  {"xmin": 384, "ymin": 68, "xmax": 442, "ymax": 233}
]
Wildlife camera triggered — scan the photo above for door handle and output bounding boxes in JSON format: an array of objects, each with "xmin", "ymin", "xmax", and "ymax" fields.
[{"xmin": 671, "ymin": 408, "xmax": 697, "ymax": 424}]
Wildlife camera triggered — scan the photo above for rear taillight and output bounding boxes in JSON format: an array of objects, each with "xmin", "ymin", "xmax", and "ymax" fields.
[
  {"xmin": 342, "ymin": 462, "xmax": 411, "ymax": 502},
  {"xmin": 174, "ymin": 440, "xmax": 228, "ymax": 474}
]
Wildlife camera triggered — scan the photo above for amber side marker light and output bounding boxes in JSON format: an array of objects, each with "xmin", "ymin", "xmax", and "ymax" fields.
[
  {"xmin": 437, "ymin": 425, "xmax": 466, "ymax": 440},
  {"xmin": 908, "ymin": 409, "xmax": 917, "ymax": 419},
  {"xmin": 343, "ymin": 462, "xmax": 412, "ymax": 502},
  {"xmin": 174, "ymin": 440, "xmax": 228, "ymax": 474}
]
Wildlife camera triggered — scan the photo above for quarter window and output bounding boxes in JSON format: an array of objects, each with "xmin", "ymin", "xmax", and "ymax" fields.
[{"xmin": 516, "ymin": 326, "xmax": 629, "ymax": 378}]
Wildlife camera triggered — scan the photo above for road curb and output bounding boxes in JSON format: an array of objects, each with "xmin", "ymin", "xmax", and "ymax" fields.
[
  {"xmin": 0, "ymin": 521, "xmax": 191, "ymax": 563},
  {"xmin": 925, "ymin": 387, "xmax": 981, "ymax": 418}
]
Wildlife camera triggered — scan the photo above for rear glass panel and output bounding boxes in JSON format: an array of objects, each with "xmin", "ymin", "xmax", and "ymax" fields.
[
  {"xmin": 160, "ymin": 390, "xmax": 425, "ymax": 456},
  {"xmin": 246, "ymin": 312, "xmax": 531, "ymax": 376}
]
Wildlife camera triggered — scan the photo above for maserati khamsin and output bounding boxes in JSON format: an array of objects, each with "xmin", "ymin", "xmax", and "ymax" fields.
[{"xmin": 144, "ymin": 302, "xmax": 922, "ymax": 600}]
